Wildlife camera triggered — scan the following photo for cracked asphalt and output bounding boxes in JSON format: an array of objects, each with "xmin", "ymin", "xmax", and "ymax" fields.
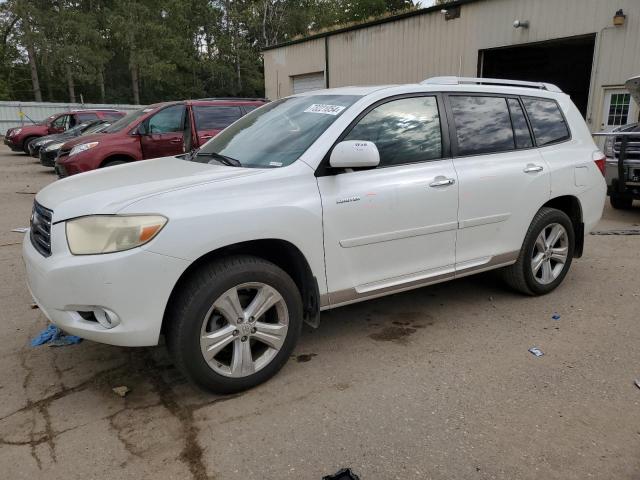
[{"xmin": 1, "ymin": 146, "xmax": 639, "ymax": 479}]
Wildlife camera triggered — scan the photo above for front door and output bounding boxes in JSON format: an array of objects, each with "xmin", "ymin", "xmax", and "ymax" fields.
[
  {"xmin": 446, "ymin": 95, "xmax": 551, "ymax": 270},
  {"xmin": 318, "ymin": 95, "xmax": 458, "ymax": 305},
  {"xmin": 48, "ymin": 114, "xmax": 69, "ymax": 134},
  {"xmin": 140, "ymin": 104, "xmax": 186, "ymax": 159}
]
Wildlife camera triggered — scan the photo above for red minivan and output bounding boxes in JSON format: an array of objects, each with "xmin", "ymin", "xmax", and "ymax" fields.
[
  {"xmin": 55, "ymin": 99, "xmax": 267, "ymax": 177},
  {"xmin": 4, "ymin": 109, "xmax": 125, "ymax": 154}
]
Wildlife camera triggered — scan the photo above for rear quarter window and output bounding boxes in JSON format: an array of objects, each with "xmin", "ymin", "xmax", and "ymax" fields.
[
  {"xmin": 194, "ymin": 106, "xmax": 243, "ymax": 130},
  {"xmin": 522, "ymin": 98, "xmax": 570, "ymax": 146}
]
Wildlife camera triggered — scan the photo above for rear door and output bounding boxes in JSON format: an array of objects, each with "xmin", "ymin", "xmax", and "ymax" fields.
[
  {"xmin": 318, "ymin": 95, "xmax": 459, "ymax": 303},
  {"xmin": 192, "ymin": 105, "xmax": 243, "ymax": 146},
  {"xmin": 140, "ymin": 104, "xmax": 186, "ymax": 159},
  {"xmin": 446, "ymin": 94, "xmax": 550, "ymax": 271}
]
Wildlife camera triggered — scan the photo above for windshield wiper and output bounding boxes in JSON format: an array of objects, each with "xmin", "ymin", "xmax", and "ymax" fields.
[{"xmin": 196, "ymin": 151, "xmax": 242, "ymax": 167}]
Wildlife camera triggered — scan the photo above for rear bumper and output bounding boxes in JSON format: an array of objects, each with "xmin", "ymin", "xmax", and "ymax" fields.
[{"xmin": 23, "ymin": 225, "xmax": 190, "ymax": 346}]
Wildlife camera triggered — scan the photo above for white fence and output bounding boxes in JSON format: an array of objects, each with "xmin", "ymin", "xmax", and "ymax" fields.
[{"xmin": 0, "ymin": 101, "xmax": 143, "ymax": 134}]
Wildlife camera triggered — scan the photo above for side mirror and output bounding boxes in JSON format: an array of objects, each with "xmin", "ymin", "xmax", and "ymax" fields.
[
  {"xmin": 329, "ymin": 140, "xmax": 380, "ymax": 169},
  {"xmin": 135, "ymin": 122, "xmax": 148, "ymax": 135}
]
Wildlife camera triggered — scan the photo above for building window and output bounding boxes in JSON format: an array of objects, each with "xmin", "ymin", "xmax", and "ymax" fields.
[{"xmin": 607, "ymin": 93, "xmax": 632, "ymax": 126}]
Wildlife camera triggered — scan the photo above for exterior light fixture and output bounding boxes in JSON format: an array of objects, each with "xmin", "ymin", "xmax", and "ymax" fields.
[
  {"xmin": 613, "ymin": 9, "xmax": 626, "ymax": 27},
  {"xmin": 513, "ymin": 20, "xmax": 529, "ymax": 29}
]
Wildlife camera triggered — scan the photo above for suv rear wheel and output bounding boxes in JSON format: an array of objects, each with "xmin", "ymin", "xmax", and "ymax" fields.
[
  {"xmin": 503, "ymin": 207, "xmax": 575, "ymax": 296},
  {"xmin": 166, "ymin": 255, "xmax": 303, "ymax": 393}
]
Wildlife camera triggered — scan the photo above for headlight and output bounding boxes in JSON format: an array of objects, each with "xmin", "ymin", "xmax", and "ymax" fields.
[
  {"xmin": 45, "ymin": 142, "xmax": 64, "ymax": 152},
  {"xmin": 11, "ymin": 128, "xmax": 21, "ymax": 136},
  {"xmin": 69, "ymin": 141, "xmax": 99, "ymax": 156},
  {"xmin": 66, "ymin": 215, "xmax": 167, "ymax": 255}
]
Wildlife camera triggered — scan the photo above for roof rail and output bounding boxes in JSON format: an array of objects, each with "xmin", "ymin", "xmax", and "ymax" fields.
[
  {"xmin": 421, "ymin": 76, "xmax": 563, "ymax": 93},
  {"xmin": 196, "ymin": 97, "xmax": 269, "ymax": 102}
]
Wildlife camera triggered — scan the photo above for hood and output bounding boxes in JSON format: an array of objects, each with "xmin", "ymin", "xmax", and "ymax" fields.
[
  {"xmin": 61, "ymin": 132, "xmax": 105, "ymax": 149},
  {"xmin": 36, "ymin": 156, "xmax": 266, "ymax": 222},
  {"xmin": 36, "ymin": 132, "xmax": 65, "ymax": 145},
  {"xmin": 626, "ymin": 75, "xmax": 640, "ymax": 107},
  {"xmin": 18, "ymin": 123, "xmax": 47, "ymax": 135}
]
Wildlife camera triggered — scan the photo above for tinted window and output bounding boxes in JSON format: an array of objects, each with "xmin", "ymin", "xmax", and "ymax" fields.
[
  {"xmin": 103, "ymin": 108, "xmax": 149, "ymax": 133},
  {"xmin": 76, "ymin": 112, "xmax": 98, "ymax": 122},
  {"xmin": 344, "ymin": 96, "xmax": 442, "ymax": 167},
  {"xmin": 196, "ymin": 95, "xmax": 360, "ymax": 168},
  {"xmin": 450, "ymin": 96, "xmax": 514, "ymax": 155},
  {"xmin": 147, "ymin": 105, "xmax": 185, "ymax": 133},
  {"xmin": 522, "ymin": 98, "xmax": 570, "ymax": 146},
  {"xmin": 194, "ymin": 106, "xmax": 242, "ymax": 130},
  {"xmin": 102, "ymin": 111, "xmax": 124, "ymax": 120},
  {"xmin": 507, "ymin": 98, "xmax": 533, "ymax": 148}
]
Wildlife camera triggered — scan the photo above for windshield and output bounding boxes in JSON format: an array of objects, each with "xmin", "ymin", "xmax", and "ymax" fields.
[
  {"xmin": 65, "ymin": 122, "xmax": 93, "ymax": 135},
  {"xmin": 84, "ymin": 122, "xmax": 110, "ymax": 134},
  {"xmin": 102, "ymin": 107, "xmax": 152, "ymax": 133},
  {"xmin": 194, "ymin": 95, "xmax": 360, "ymax": 168}
]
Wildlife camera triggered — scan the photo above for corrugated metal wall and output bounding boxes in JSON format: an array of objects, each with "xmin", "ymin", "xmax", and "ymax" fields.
[
  {"xmin": 0, "ymin": 101, "xmax": 142, "ymax": 134},
  {"xmin": 263, "ymin": 0, "xmax": 640, "ymax": 131}
]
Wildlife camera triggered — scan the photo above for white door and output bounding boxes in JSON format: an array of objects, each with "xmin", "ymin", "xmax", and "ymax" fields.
[
  {"xmin": 601, "ymin": 88, "xmax": 639, "ymax": 131},
  {"xmin": 447, "ymin": 95, "xmax": 551, "ymax": 269},
  {"xmin": 318, "ymin": 96, "xmax": 458, "ymax": 305},
  {"xmin": 292, "ymin": 72, "xmax": 325, "ymax": 94}
]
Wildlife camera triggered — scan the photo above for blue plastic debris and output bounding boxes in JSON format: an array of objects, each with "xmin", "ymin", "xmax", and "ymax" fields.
[
  {"xmin": 528, "ymin": 347, "xmax": 544, "ymax": 357},
  {"xmin": 552, "ymin": 313, "xmax": 561, "ymax": 320},
  {"xmin": 31, "ymin": 325, "xmax": 82, "ymax": 347}
]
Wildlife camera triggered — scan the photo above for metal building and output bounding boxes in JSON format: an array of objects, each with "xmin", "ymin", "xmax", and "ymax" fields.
[{"xmin": 262, "ymin": 0, "xmax": 640, "ymax": 132}]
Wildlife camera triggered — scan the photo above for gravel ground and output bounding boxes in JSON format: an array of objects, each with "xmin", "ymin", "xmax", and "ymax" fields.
[{"xmin": 0, "ymin": 146, "xmax": 639, "ymax": 480}]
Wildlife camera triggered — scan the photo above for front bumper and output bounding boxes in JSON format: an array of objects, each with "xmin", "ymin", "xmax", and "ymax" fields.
[
  {"xmin": 4, "ymin": 137, "xmax": 22, "ymax": 151},
  {"xmin": 23, "ymin": 223, "xmax": 190, "ymax": 346},
  {"xmin": 39, "ymin": 148, "xmax": 57, "ymax": 167}
]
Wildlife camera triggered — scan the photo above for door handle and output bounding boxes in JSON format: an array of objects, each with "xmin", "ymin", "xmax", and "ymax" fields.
[
  {"xmin": 201, "ymin": 135, "xmax": 213, "ymax": 140},
  {"xmin": 523, "ymin": 164, "xmax": 544, "ymax": 173},
  {"xmin": 170, "ymin": 139, "xmax": 182, "ymax": 144},
  {"xmin": 429, "ymin": 176, "xmax": 456, "ymax": 187}
]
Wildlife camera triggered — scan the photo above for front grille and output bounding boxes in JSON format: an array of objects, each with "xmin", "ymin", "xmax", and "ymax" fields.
[{"xmin": 30, "ymin": 201, "xmax": 53, "ymax": 257}]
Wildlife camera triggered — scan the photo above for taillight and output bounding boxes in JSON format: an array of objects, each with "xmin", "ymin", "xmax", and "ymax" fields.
[{"xmin": 592, "ymin": 150, "xmax": 606, "ymax": 177}]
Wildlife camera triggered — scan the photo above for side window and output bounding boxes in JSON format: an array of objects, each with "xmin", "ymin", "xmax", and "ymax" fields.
[
  {"xmin": 147, "ymin": 105, "xmax": 186, "ymax": 134},
  {"xmin": 76, "ymin": 112, "xmax": 98, "ymax": 122},
  {"xmin": 450, "ymin": 96, "xmax": 514, "ymax": 156},
  {"xmin": 51, "ymin": 115, "xmax": 68, "ymax": 129},
  {"xmin": 507, "ymin": 99, "xmax": 533, "ymax": 149},
  {"xmin": 193, "ymin": 106, "xmax": 242, "ymax": 130},
  {"xmin": 521, "ymin": 98, "xmax": 570, "ymax": 146},
  {"xmin": 343, "ymin": 96, "xmax": 442, "ymax": 167}
]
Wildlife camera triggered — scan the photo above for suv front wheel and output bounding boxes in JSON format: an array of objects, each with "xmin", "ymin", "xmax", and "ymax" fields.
[
  {"xmin": 166, "ymin": 255, "xmax": 303, "ymax": 393},
  {"xmin": 503, "ymin": 207, "xmax": 575, "ymax": 296}
]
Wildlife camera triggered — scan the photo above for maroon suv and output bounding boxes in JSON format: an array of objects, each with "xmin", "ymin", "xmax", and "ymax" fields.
[
  {"xmin": 56, "ymin": 98, "xmax": 266, "ymax": 177},
  {"xmin": 4, "ymin": 109, "xmax": 125, "ymax": 154}
]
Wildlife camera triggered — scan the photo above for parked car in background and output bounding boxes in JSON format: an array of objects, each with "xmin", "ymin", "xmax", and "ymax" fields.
[
  {"xmin": 29, "ymin": 119, "xmax": 107, "ymax": 158},
  {"xmin": 25, "ymin": 78, "xmax": 605, "ymax": 393},
  {"xmin": 39, "ymin": 121, "xmax": 112, "ymax": 167},
  {"xmin": 4, "ymin": 109, "xmax": 125, "ymax": 154},
  {"xmin": 604, "ymin": 122, "xmax": 640, "ymax": 209},
  {"xmin": 54, "ymin": 98, "xmax": 267, "ymax": 177}
]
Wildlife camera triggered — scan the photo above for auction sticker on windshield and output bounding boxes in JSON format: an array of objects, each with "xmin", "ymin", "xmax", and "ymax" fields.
[{"xmin": 304, "ymin": 104, "xmax": 346, "ymax": 115}]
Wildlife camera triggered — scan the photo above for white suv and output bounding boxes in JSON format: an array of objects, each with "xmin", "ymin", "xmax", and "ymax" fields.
[{"xmin": 24, "ymin": 77, "xmax": 606, "ymax": 393}]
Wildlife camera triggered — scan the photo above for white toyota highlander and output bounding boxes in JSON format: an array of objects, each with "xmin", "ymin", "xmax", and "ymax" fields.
[{"xmin": 24, "ymin": 77, "xmax": 606, "ymax": 393}]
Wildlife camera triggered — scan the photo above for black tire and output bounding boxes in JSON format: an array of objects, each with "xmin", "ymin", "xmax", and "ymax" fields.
[
  {"xmin": 102, "ymin": 160, "xmax": 127, "ymax": 168},
  {"xmin": 22, "ymin": 136, "xmax": 38, "ymax": 154},
  {"xmin": 166, "ymin": 255, "xmax": 303, "ymax": 394},
  {"xmin": 609, "ymin": 194, "xmax": 633, "ymax": 210},
  {"xmin": 503, "ymin": 207, "xmax": 575, "ymax": 296}
]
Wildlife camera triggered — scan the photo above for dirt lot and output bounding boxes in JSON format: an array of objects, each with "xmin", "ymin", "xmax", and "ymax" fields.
[{"xmin": 0, "ymin": 145, "xmax": 639, "ymax": 480}]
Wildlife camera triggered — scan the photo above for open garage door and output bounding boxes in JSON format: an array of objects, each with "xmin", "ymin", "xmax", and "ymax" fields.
[
  {"xmin": 292, "ymin": 72, "xmax": 325, "ymax": 94},
  {"xmin": 480, "ymin": 34, "xmax": 595, "ymax": 117}
]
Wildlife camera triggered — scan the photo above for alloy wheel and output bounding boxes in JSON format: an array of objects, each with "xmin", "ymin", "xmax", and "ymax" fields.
[
  {"xmin": 531, "ymin": 223, "xmax": 569, "ymax": 285},
  {"xmin": 200, "ymin": 282, "xmax": 289, "ymax": 378}
]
